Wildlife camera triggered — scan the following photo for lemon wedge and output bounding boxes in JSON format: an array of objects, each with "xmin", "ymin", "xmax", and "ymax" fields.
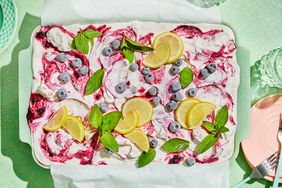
[
  {"xmin": 114, "ymin": 110, "xmax": 139, "ymax": 134},
  {"xmin": 186, "ymin": 101, "xmax": 216, "ymax": 129},
  {"xmin": 152, "ymin": 32, "xmax": 184, "ymax": 63},
  {"xmin": 122, "ymin": 97, "xmax": 153, "ymax": 127},
  {"xmin": 124, "ymin": 129, "xmax": 150, "ymax": 152},
  {"xmin": 142, "ymin": 42, "xmax": 170, "ymax": 68},
  {"xmin": 175, "ymin": 98, "xmax": 200, "ymax": 129},
  {"xmin": 44, "ymin": 106, "xmax": 68, "ymax": 132},
  {"xmin": 63, "ymin": 115, "xmax": 85, "ymax": 142}
]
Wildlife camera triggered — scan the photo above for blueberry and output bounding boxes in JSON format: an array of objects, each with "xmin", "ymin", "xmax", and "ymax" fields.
[
  {"xmin": 145, "ymin": 73, "xmax": 154, "ymax": 83},
  {"xmin": 141, "ymin": 67, "xmax": 150, "ymax": 75},
  {"xmin": 150, "ymin": 139, "xmax": 158, "ymax": 148},
  {"xmin": 57, "ymin": 53, "xmax": 68, "ymax": 62},
  {"xmin": 186, "ymin": 88, "xmax": 197, "ymax": 97},
  {"xmin": 207, "ymin": 64, "xmax": 216, "ymax": 74},
  {"xmin": 102, "ymin": 46, "xmax": 112, "ymax": 56},
  {"xmin": 148, "ymin": 86, "xmax": 158, "ymax": 96},
  {"xmin": 99, "ymin": 103, "xmax": 109, "ymax": 113},
  {"xmin": 71, "ymin": 58, "xmax": 82, "ymax": 68},
  {"xmin": 169, "ymin": 121, "xmax": 181, "ymax": 133},
  {"xmin": 152, "ymin": 97, "xmax": 161, "ymax": 107},
  {"xmin": 174, "ymin": 59, "xmax": 183, "ymax": 67},
  {"xmin": 56, "ymin": 89, "xmax": 67, "ymax": 101},
  {"xmin": 59, "ymin": 72, "xmax": 71, "ymax": 83},
  {"xmin": 200, "ymin": 68, "xmax": 209, "ymax": 79},
  {"xmin": 110, "ymin": 40, "xmax": 121, "ymax": 50},
  {"xmin": 115, "ymin": 82, "xmax": 127, "ymax": 94},
  {"xmin": 104, "ymin": 148, "xmax": 113, "ymax": 155},
  {"xmin": 185, "ymin": 157, "xmax": 196, "ymax": 167},
  {"xmin": 165, "ymin": 101, "xmax": 178, "ymax": 111},
  {"xmin": 169, "ymin": 82, "xmax": 181, "ymax": 93},
  {"xmin": 129, "ymin": 63, "xmax": 138, "ymax": 72},
  {"xmin": 78, "ymin": 66, "xmax": 89, "ymax": 76},
  {"xmin": 172, "ymin": 92, "xmax": 183, "ymax": 102},
  {"xmin": 169, "ymin": 65, "xmax": 180, "ymax": 76}
]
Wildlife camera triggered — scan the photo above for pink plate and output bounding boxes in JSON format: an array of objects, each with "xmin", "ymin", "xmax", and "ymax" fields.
[{"xmin": 242, "ymin": 94, "xmax": 282, "ymax": 182}]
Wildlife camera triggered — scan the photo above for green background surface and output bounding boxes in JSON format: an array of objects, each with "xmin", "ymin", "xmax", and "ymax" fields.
[{"xmin": 1, "ymin": 0, "xmax": 282, "ymax": 187}]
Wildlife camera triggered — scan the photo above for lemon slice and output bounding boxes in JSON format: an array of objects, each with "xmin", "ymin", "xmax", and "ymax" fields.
[
  {"xmin": 114, "ymin": 110, "xmax": 139, "ymax": 134},
  {"xmin": 124, "ymin": 129, "xmax": 150, "ymax": 152},
  {"xmin": 122, "ymin": 97, "xmax": 153, "ymax": 127},
  {"xmin": 142, "ymin": 43, "xmax": 170, "ymax": 68},
  {"xmin": 152, "ymin": 32, "xmax": 184, "ymax": 63},
  {"xmin": 44, "ymin": 106, "xmax": 68, "ymax": 132},
  {"xmin": 63, "ymin": 116, "xmax": 85, "ymax": 142},
  {"xmin": 186, "ymin": 102, "xmax": 216, "ymax": 129},
  {"xmin": 175, "ymin": 98, "xmax": 200, "ymax": 129}
]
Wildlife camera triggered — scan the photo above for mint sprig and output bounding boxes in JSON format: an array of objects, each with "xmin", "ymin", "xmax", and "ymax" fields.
[
  {"xmin": 89, "ymin": 105, "xmax": 103, "ymax": 129},
  {"xmin": 137, "ymin": 149, "xmax": 156, "ymax": 168},
  {"xmin": 100, "ymin": 132, "xmax": 119, "ymax": 152},
  {"xmin": 179, "ymin": 67, "xmax": 193, "ymax": 89},
  {"xmin": 71, "ymin": 29, "xmax": 102, "ymax": 54},
  {"xmin": 161, "ymin": 138, "xmax": 189, "ymax": 153},
  {"xmin": 120, "ymin": 37, "xmax": 153, "ymax": 63},
  {"xmin": 100, "ymin": 111, "xmax": 122, "ymax": 132},
  {"xmin": 197, "ymin": 105, "xmax": 229, "ymax": 154},
  {"xmin": 85, "ymin": 69, "xmax": 104, "ymax": 95}
]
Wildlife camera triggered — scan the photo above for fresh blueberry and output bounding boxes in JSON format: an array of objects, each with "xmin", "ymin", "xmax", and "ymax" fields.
[
  {"xmin": 169, "ymin": 121, "xmax": 181, "ymax": 133},
  {"xmin": 169, "ymin": 65, "xmax": 180, "ymax": 76},
  {"xmin": 102, "ymin": 46, "xmax": 112, "ymax": 56},
  {"xmin": 59, "ymin": 72, "xmax": 71, "ymax": 83},
  {"xmin": 165, "ymin": 101, "xmax": 178, "ymax": 111},
  {"xmin": 141, "ymin": 67, "xmax": 150, "ymax": 75},
  {"xmin": 152, "ymin": 97, "xmax": 161, "ymax": 107},
  {"xmin": 99, "ymin": 103, "xmax": 109, "ymax": 113},
  {"xmin": 129, "ymin": 63, "xmax": 138, "ymax": 72},
  {"xmin": 172, "ymin": 92, "xmax": 183, "ymax": 102},
  {"xmin": 174, "ymin": 59, "xmax": 183, "ymax": 67},
  {"xmin": 207, "ymin": 64, "xmax": 216, "ymax": 74},
  {"xmin": 185, "ymin": 157, "xmax": 196, "ymax": 167},
  {"xmin": 104, "ymin": 148, "xmax": 113, "ymax": 155},
  {"xmin": 78, "ymin": 66, "xmax": 89, "ymax": 76},
  {"xmin": 186, "ymin": 88, "xmax": 197, "ymax": 97},
  {"xmin": 110, "ymin": 40, "xmax": 121, "ymax": 50},
  {"xmin": 145, "ymin": 73, "xmax": 155, "ymax": 83},
  {"xmin": 71, "ymin": 58, "xmax": 82, "ymax": 68},
  {"xmin": 115, "ymin": 82, "xmax": 127, "ymax": 94},
  {"xmin": 56, "ymin": 89, "xmax": 67, "ymax": 101},
  {"xmin": 169, "ymin": 82, "xmax": 181, "ymax": 93},
  {"xmin": 148, "ymin": 86, "xmax": 158, "ymax": 96},
  {"xmin": 200, "ymin": 68, "xmax": 209, "ymax": 79},
  {"xmin": 150, "ymin": 139, "xmax": 158, "ymax": 148},
  {"xmin": 57, "ymin": 52, "xmax": 68, "ymax": 63}
]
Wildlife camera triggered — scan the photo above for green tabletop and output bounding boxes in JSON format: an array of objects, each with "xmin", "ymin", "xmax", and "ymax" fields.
[{"xmin": 1, "ymin": 0, "xmax": 282, "ymax": 187}]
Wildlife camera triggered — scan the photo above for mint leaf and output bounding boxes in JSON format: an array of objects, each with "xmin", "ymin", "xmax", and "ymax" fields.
[
  {"xmin": 71, "ymin": 40, "xmax": 77, "ymax": 49},
  {"xmin": 203, "ymin": 121, "xmax": 216, "ymax": 132},
  {"xmin": 217, "ymin": 127, "xmax": 229, "ymax": 134},
  {"xmin": 179, "ymin": 67, "xmax": 193, "ymax": 89},
  {"xmin": 85, "ymin": 69, "xmax": 104, "ymax": 95},
  {"xmin": 161, "ymin": 138, "xmax": 189, "ymax": 153},
  {"xmin": 122, "ymin": 47, "xmax": 134, "ymax": 63},
  {"xmin": 137, "ymin": 149, "xmax": 156, "ymax": 168},
  {"xmin": 89, "ymin": 105, "xmax": 103, "ymax": 129},
  {"xmin": 100, "ymin": 132, "xmax": 119, "ymax": 152},
  {"xmin": 196, "ymin": 134, "xmax": 219, "ymax": 154},
  {"xmin": 215, "ymin": 105, "xmax": 228, "ymax": 129},
  {"xmin": 80, "ymin": 34, "xmax": 89, "ymax": 54},
  {"xmin": 120, "ymin": 38, "xmax": 127, "ymax": 49},
  {"xmin": 125, "ymin": 37, "xmax": 153, "ymax": 52},
  {"xmin": 101, "ymin": 111, "xmax": 122, "ymax": 132},
  {"xmin": 84, "ymin": 29, "xmax": 102, "ymax": 39}
]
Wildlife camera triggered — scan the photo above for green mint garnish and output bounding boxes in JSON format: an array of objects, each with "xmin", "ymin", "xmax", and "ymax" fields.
[
  {"xmin": 84, "ymin": 69, "xmax": 104, "ymax": 95},
  {"xmin": 179, "ymin": 67, "xmax": 193, "ymax": 89},
  {"xmin": 100, "ymin": 111, "xmax": 122, "ymax": 132},
  {"xmin": 71, "ymin": 29, "xmax": 102, "ymax": 54},
  {"xmin": 161, "ymin": 138, "xmax": 189, "ymax": 153},
  {"xmin": 137, "ymin": 149, "xmax": 156, "ymax": 168},
  {"xmin": 122, "ymin": 47, "xmax": 134, "ymax": 63},
  {"xmin": 100, "ymin": 132, "xmax": 119, "ymax": 152},
  {"xmin": 89, "ymin": 105, "xmax": 103, "ymax": 129},
  {"xmin": 197, "ymin": 105, "xmax": 229, "ymax": 154}
]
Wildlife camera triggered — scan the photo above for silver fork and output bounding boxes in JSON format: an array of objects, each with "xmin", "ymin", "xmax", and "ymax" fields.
[{"xmin": 231, "ymin": 152, "xmax": 278, "ymax": 188}]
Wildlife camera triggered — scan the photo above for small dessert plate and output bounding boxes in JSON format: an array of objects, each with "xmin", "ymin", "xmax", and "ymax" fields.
[{"xmin": 242, "ymin": 94, "xmax": 282, "ymax": 182}]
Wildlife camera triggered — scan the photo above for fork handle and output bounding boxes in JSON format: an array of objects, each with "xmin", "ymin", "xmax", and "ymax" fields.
[
  {"xmin": 273, "ymin": 148, "xmax": 282, "ymax": 188},
  {"xmin": 231, "ymin": 176, "xmax": 251, "ymax": 188}
]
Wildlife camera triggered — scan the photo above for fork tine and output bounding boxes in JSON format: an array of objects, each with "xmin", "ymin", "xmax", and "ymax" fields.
[{"xmin": 265, "ymin": 152, "xmax": 278, "ymax": 162}]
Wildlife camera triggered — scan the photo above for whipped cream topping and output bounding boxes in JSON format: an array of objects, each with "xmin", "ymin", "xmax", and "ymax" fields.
[{"xmin": 28, "ymin": 22, "xmax": 239, "ymax": 167}]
